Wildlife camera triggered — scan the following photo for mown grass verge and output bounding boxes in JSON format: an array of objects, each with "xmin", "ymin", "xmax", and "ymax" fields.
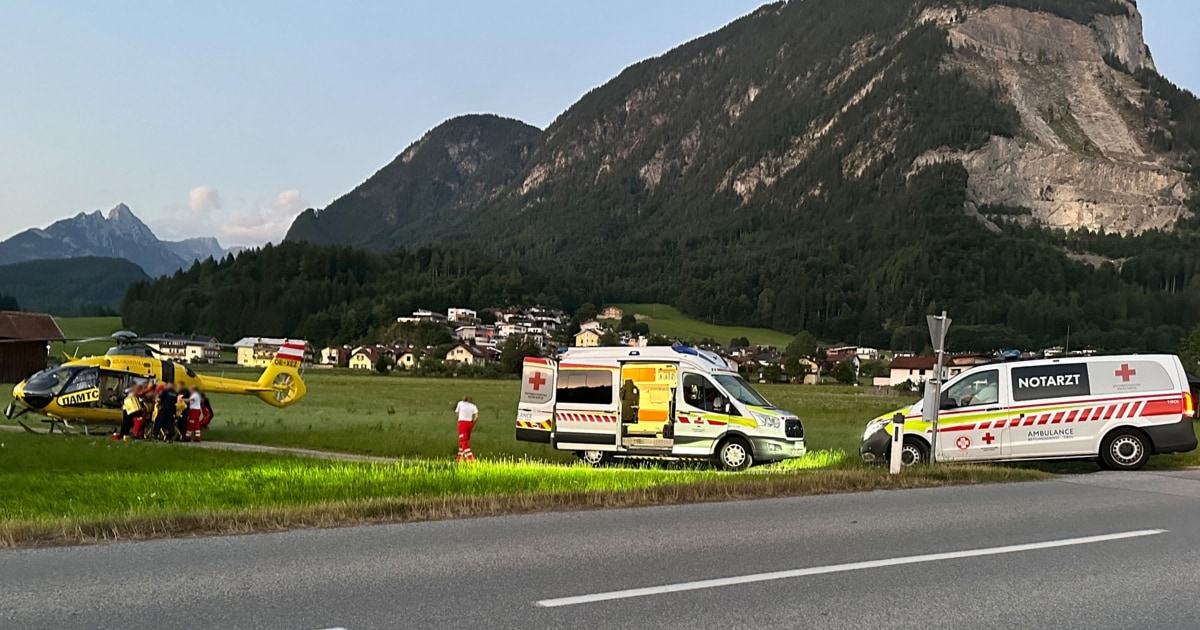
[{"xmin": 0, "ymin": 433, "xmax": 1047, "ymax": 548}]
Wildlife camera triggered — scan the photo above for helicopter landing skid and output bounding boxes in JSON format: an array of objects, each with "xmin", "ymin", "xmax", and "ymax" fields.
[{"xmin": 17, "ymin": 417, "xmax": 92, "ymax": 436}]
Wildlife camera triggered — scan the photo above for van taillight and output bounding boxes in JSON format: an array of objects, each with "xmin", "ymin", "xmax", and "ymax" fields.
[{"xmin": 1185, "ymin": 392, "xmax": 1195, "ymax": 418}]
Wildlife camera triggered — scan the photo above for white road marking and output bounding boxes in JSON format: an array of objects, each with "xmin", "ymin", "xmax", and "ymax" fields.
[{"xmin": 536, "ymin": 529, "xmax": 1166, "ymax": 608}]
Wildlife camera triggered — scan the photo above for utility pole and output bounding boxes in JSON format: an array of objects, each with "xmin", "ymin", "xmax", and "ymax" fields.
[{"xmin": 925, "ymin": 311, "xmax": 951, "ymax": 464}]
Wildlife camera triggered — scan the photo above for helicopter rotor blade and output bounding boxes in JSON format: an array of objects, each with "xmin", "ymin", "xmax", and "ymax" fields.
[{"xmin": 0, "ymin": 337, "xmax": 100, "ymax": 345}]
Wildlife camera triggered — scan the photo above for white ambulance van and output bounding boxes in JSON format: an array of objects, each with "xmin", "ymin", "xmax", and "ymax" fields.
[
  {"xmin": 516, "ymin": 346, "xmax": 806, "ymax": 470},
  {"xmin": 860, "ymin": 354, "xmax": 1197, "ymax": 470}
]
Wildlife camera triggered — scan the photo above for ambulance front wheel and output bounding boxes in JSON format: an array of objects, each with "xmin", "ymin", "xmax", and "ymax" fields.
[
  {"xmin": 900, "ymin": 437, "xmax": 930, "ymax": 466},
  {"xmin": 716, "ymin": 437, "xmax": 754, "ymax": 471},
  {"xmin": 1100, "ymin": 429, "xmax": 1150, "ymax": 471},
  {"xmin": 577, "ymin": 450, "xmax": 611, "ymax": 467}
]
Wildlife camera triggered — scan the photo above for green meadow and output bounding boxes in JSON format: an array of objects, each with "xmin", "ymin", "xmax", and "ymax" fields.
[
  {"xmin": 197, "ymin": 371, "xmax": 905, "ymax": 463},
  {"xmin": 609, "ymin": 303, "xmax": 794, "ymax": 348},
  {"xmin": 0, "ymin": 430, "xmax": 1044, "ymax": 546},
  {"xmin": 1, "ymin": 318, "xmax": 1193, "ymax": 546}
]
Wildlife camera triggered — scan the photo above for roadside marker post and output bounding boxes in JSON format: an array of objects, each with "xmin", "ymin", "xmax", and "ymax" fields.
[
  {"xmin": 889, "ymin": 412, "xmax": 905, "ymax": 474},
  {"xmin": 925, "ymin": 311, "xmax": 951, "ymax": 464}
]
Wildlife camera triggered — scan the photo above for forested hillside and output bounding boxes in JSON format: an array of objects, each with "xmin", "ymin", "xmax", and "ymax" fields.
[
  {"xmin": 121, "ymin": 243, "xmax": 545, "ymax": 346},
  {"xmin": 0, "ymin": 257, "xmax": 148, "ymax": 316},
  {"xmin": 276, "ymin": 0, "xmax": 1200, "ymax": 353},
  {"xmin": 287, "ymin": 115, "xmax": 542, "ymax": 248}
]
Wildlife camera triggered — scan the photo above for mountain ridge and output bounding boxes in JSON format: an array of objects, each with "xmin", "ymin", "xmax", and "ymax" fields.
[
  {"xmin": 288, "ymin": 114, "xmax": 542, "ymax": 248},
  {"xmin": 0, "ymin": 204, "xmax": 240, "ymax": 277},
  {"xmin": 288, "ymin": 0, "xmax": 1200, "ymax": 350}
]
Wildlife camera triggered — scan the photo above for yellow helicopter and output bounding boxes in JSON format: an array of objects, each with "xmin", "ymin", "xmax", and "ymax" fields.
[{"xmin": 3, "ymin": 331, "xmax": 307, "ymax": 434}]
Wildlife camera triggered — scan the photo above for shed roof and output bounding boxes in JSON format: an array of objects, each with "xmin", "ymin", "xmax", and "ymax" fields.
[
  {"xmin": 0, "ymin": 311, "xmax": 64, "ymax": 341},
  {"xmin": 889, "ymin": 355, "xmax": 949, "ymax": 371}
]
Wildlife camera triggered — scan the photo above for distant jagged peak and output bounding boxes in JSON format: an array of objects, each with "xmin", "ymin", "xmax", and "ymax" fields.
[{"xmin": 106, "ymin": 202, "xmax": 139, "ymax": 223}]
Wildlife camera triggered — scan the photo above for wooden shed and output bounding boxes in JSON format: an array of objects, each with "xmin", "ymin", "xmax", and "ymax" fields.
[{"xmin": 0, "ymin": 311, "xmax": 64, "ymax": 383}]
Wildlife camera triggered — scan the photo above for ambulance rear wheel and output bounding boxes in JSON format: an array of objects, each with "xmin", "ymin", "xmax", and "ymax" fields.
[
  {"xmin": 901, "ymin": 437, "xmax": 930, "ymax": 466},
  {"xmin": 716, "ymin": 437, "xmax": 754, "ymax": 471},
  {"xmin": 1100, "ymin": 429, "xmax": 1150, "ymax": 471},
  {"xmin": 577, "ymin": 450, "xmax": 611, "ymax": 467}
]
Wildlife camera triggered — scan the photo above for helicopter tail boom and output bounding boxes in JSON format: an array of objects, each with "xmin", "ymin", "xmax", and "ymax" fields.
[
  {"xmin": 255, "ymin": 341, "xmax": 307, "ymax": 408},
  {"xmin": 196, "ymin": 341, "xmax": 307, "ymax": 408}
]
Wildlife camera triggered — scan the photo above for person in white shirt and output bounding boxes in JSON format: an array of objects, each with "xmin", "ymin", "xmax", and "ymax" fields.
[
  {"xmin": 185, "ymin": 387, "xmax": 205, "ymax": 442},
  {"xmin": 454, "ymin": 396, "xmax": 479, "ymax": 462}
]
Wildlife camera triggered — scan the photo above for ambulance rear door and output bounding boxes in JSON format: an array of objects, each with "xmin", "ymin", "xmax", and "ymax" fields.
[
  {"xmin": 516, "ymin": 357, "xmax": 555, "ymax": 444},
  {"xmin": 552, "ymin": 364, "xmax": 620, "ymax": 451}
]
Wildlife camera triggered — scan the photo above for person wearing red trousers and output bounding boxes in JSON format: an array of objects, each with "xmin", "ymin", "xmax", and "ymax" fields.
[
  {"xmin": 454, "ymin": 396, "xmax": 479, "ymax": 462},
  {"xmin": 185, "ymin": 386, "xmax": 204, "ymax": 442}
]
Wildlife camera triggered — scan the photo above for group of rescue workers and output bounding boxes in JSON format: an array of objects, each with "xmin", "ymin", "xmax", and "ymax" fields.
[{"xmin": 112, "ymin": 381, "xmax": 214, "ymax": 443}]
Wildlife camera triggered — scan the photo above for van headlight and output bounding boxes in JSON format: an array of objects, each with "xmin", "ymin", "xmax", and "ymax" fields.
[
  {"xmin": 752, "ymin": 411, "xmax": 781, "ymax": 429},
  {"xmin": 862, "ymin": 419, "xmax": 890, "ymax": 440}
]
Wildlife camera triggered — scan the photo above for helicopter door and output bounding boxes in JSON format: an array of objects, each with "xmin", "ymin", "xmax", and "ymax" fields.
[
  {"xmin": 161, "ymin": 361, "xmax": 176, "ymax": 385},
  {"xmin": 99, "ymin": 371, "xmax": 125, "ymax": 408}
]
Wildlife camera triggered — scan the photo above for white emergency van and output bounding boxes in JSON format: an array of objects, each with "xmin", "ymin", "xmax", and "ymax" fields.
[
  {"xmin": 516, "ymin": 346, "xmax": 806, "ymax": 470},
  {"xmin": 860, "ymin": 354, "xmax": 1197, "ymax": 470}
]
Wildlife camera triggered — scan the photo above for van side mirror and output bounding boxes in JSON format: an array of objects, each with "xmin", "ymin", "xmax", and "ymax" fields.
[{"xmin": 724, "ymin": 402, "xmax": 733, "ymax": 414}]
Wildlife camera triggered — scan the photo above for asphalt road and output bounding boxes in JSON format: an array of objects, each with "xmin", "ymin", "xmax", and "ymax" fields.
[{"xmin": 4, "ymin": 471, "xmax": 1200, "ymax": 630}]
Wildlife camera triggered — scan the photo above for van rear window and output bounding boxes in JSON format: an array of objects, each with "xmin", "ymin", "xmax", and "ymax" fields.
[
  {"xmin": 1012, "ymin": 364, "xmax": 1091, "ymax": 401},
  {"xmin": 557, "ymin": 369, "xmax": 614, "ymax": 406}
]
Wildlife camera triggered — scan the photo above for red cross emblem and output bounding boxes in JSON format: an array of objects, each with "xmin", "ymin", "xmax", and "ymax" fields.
[
  {"xmin": 528, "ymin": 371, "xmax": 547, "ymax": 391},
  {"xmin": 982, "ymin": 432, "xmax": 995, "ymax": 445},
  {"xmin": 1115, "ymin": 364, "xmax": 1136, "ymax": 382},
  {"xmin": 955, "ymin": 436, "xmax": 971, "ymax": 450}
]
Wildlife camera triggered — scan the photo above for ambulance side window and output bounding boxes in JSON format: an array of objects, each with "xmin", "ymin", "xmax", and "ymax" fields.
[
  {"xmin": 557, "ymin": 369, "xmax": 613, "ymax": 405},
  {"xmin": 942, "ymin": 369, "xmax": 999, "ymax": 409},
  {"xmin": 682, "ymin": 374, "xmax": 722, "ymax": 412}
]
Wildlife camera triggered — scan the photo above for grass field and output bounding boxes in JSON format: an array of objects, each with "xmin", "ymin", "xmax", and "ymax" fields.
[
  {"xmin": 3, "ymin": 353, "xmax": 1196, "ymax": 546},
  {"xmin": 609, "ymin": 303, "xmax": 794, "ymax": 347},
  {"xmin": 196, "ymin": 372, "xmax": 908, "ymax": 463},
  {"xmin": 51, "ymin": 316, "xmax": 123, "ymax": 359},
  {"xmin": 0, "ymin": 430, "xmax": 1046, "ymax": 546}
]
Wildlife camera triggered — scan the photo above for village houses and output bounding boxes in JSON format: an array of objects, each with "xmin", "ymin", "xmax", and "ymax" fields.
[
  {"xmin": 145, "ymin": 334, "xmax": 221, "ymax": 364},
  {"xmin": 445, "ymin": 343, "xmax": 498, "ymax": 366},
  {"xmin": 235, "ymin": 337, "xmax": 310, "ymax": 368}
]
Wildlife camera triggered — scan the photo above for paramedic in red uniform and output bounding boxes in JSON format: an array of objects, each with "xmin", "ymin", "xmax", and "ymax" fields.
[
  {"xmin": 185, "ymin": 386, "xmax": 204, "ymax": 442},
  {"xmin": 455, "ymin": 396, "xmax": 479, "ymax": 462}
]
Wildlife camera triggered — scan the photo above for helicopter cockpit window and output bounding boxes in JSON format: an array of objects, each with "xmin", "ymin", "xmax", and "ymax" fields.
[
  {"xmin": 62, "ymin": 368, "xmax": 99, "ymax": 394},
  {"xmin": 24, "ymin": 367, "xmax": 76, "ymax": 395}
]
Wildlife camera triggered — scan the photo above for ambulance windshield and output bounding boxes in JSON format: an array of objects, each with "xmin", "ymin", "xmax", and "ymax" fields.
[{"xmin": 715, "ymin": 375, "xmax": 772, "ymax": 408}]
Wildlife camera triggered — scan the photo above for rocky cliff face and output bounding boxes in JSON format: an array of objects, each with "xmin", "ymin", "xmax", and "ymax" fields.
[
  {"xmin": 919, "ymin": 1, "xmax": 1191, "ymax": 234},
  {"xmin": 276, "ymin": 0, "xmax": 1200, "ymax": 340},
  {"xmin": 290, "ymin": 0, "xmax": 1197, "ymax": 246}
]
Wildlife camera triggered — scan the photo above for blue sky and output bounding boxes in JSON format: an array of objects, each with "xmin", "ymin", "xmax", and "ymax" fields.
[{"xmin": 0, "ymin": 1, "xmax": 1196, "ymax": 246}]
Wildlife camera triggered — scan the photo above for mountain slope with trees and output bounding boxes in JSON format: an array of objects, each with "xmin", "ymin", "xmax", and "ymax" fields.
[
  {"xmin": 286, "ymin": 115, "xmax": 542, "ymax": 249},
  {"xmin": 0, "ymin": 257, "xmax": 148, "ymax": 316},
  {"xmin": 279, "ymin": 0, "xmax": 1200, "ymax": 352}
]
